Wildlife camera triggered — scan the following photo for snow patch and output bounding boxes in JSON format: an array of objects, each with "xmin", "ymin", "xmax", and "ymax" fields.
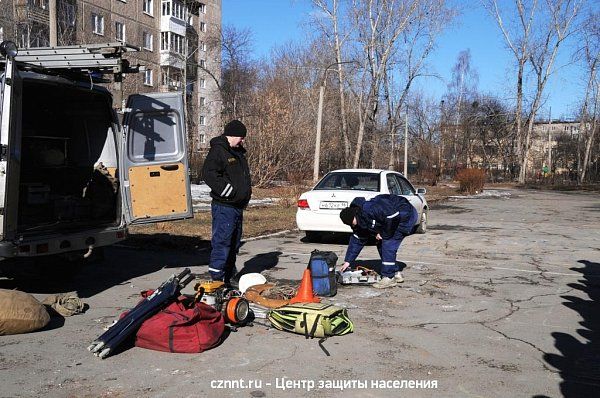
[
  {"xmin": 191, "ymin": 183, "xmax": 276, "ymax": 211},
  {"xmin": 449, "ymin": 189, "xmax": 512, "ymax": 200}
]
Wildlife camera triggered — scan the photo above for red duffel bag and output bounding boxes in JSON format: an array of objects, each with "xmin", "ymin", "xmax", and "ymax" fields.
[{"xmin": 134, "ymin": 291, "xmax": 225, "ymax": 353}]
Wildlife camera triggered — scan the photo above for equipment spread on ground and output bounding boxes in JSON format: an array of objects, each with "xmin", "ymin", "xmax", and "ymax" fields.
[
  {"xmin": 244, "ymin": 283, "xmax": 293, "ymax": 309},
  {"xmin": 0, "ymin": 289, "xmax": 50, "ymax": 335},
  {"xmin": 88, "ymin": 268, "xmax": 194, "ymax": 359},
  {"xmin": 193, "ymin": 280, "xmax": 250, "ymax": 325},
  {"xmin": 268, "ymin": 302, "xmax": 354, "ymax": 338},
  {"xmin": 308, "ymin": 250, "xmax": 338, "ymax": 297},
  {"xmin": 337, "ymin": 266, "xmax": 381, "ymax": 285}
]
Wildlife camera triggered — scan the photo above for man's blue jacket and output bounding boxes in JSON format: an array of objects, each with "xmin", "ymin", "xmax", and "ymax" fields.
[{"xmin": 344, "ymin": 194, "xmax": 418, "ymax": 263}]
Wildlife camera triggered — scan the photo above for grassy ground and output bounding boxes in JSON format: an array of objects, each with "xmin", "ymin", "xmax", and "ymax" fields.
[
  {"xmin": 125, "ymin": 183, "xmax": 495, "ymax": 249},
  {"xmin": 126, "ymin": 205, "xmax": 298, "ymax": 250}
]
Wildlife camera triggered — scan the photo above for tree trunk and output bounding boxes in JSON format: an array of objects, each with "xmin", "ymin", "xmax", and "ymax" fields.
[{"xmin": 516, "ymin": 61, "xmax": 525, "ymax": 183}]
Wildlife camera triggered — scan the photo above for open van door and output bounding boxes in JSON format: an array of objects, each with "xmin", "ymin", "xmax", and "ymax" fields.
[
  {"xmin": 0, "ymin": 42, "xmax": 23, "ymax": 240},
  {"xmin": 121, "ymin": 92, "xmax": 193, "ymax": 225}
]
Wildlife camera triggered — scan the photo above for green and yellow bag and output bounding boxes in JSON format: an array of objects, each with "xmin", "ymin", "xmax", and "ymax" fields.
[{"xmin": 267, "ymin": 303, "xmax": 353, "ymax": 338}]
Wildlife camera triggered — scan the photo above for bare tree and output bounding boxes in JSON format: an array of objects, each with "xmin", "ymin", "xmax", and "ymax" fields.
[
  {"xmin": 577, "ymin": 9, "xmax": 599, "ymax": 183},
  {"xmin": 311, "ymin": 0, "xmax": 353, "ymax": 166},
  {"xmin": 485, "ymin": 0, "xmax": 582, "ymax": 183},
  {"xmin": 383, "ymin": 0, "xmax": 454, "ymax": 170},
  {"xmin": 348, "ymin": 0, "xmax": 422, "ymax": 168},
  {"xmin": 220, "ymin": 25, "xmax": 255, "ymax": 121},
  {"xmin": 443, "ymin": 49, "xmax": 479, "ymax": 172}
]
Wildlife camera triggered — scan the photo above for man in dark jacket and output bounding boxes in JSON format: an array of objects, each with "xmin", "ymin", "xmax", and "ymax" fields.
[
  {"xmin": 202, "ymin": 120, "xmax": 252, "ymax": 284},
  {"xmin": 339, "ymin": 194, "xmax": 418, "ymax": 289}
]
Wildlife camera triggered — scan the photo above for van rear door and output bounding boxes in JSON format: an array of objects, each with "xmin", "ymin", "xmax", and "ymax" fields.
[
  {"xmin": 121, "ymin": 92, "xmax": 193, "ymax": 225},
  {"xmin": 0, "ymin": 50, "xmax": 23, "ymax": 239}
]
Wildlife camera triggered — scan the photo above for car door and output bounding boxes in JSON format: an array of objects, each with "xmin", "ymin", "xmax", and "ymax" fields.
[
  {"xmin": 394, "ymin": 173, "xmax": 424, "ymax": 214},
  {"xmin": 0, "ymin": 52, "xmax": 23, "ymax": 239},
  {"xmin": 120, "ymin": 92, "xmax": 193, "ymax": 225}
]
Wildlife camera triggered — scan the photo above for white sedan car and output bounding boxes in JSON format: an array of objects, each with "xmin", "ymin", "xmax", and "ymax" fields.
[{"xmin": 296, "ymin": 169, "xmax": 428, "ymax": 239}]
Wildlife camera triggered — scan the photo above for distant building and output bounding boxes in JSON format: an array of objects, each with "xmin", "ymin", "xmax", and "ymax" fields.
[
  {"xmin": 1, "ymin": 0, "xmax": 222, "ymax": 158},
  {"xmin": 531, "ymin": 120, "xmax": 585, "ymax": 174}
]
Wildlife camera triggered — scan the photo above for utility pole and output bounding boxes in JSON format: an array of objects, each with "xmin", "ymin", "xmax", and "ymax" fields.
[
  {"xmin": 49, "ymin": 0, "xmax": 57, "ymax": 46},
  {"xmin": 404, "ymin": 106, "xmax": 408, "ymax": 176},
  {"xmin": 313, "ymin": 60, "xmax": 355, "ymax": 182},
  {"xmin": 313, "ymin": 84, "xmax": 325, "ymax": 182}
]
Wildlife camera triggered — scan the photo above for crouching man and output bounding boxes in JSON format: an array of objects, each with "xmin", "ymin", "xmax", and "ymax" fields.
[{"xmin": 339, "ymin": 194, "xmax": 418, "ymax": 289}]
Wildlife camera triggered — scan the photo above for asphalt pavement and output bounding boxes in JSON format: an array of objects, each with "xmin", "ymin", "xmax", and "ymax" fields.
[{"xmin": 0, "ymin": 188, "xmax": 598, "ymax": 398}]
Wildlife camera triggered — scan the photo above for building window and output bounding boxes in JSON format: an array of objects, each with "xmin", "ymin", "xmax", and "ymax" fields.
[
  {"xmin": 115, "ymin": 21, "xmax": 125, "ymax": 42},
  {"xmin": 61, "ymin": 2, "xmax": 76, "ymax": 27},
  {"xmin": 200, "ymin": 41, "xmax": 206, "ymax": 51},
  {"xmin": 199, "ymin": 115, "xmax": 206, "ymax": 126},
  {"xmin": 143, "ymin": 0, "xmax": 153, "ymax": 16},
  {"xmin": 29, "ymin": 0, "xmax": 49, "ymax": 9},
  {"xmin": 173, "ymin": 0, "xmax": 184, "ymax": 20},
  {"xmin": 199, "ymin": 133, "xmax": 206, "ymax": 145},
  {"xmin": 199, "ymin": 97, "xmax": 206, "ymax": 107},
  {"xmin": 200, "ymin": 22, "xmax": 206, "ymax": 32},
  {"xmin": 144, "ymin": 69, "xmax": 153, "ymax": 86},
  {"xmin": 200, "ymin": 78, "xmax": 206, "ymax": 88},
  {"xmin": 199, "ymin": 2, "xmax": 206, "ymax": 13},
  {"xmin": 161, "ymin": 32, "xmax": 168, "ymax": 50},
  {"xmin": 143, "ymin": 32, "xmax": 153, "ymax": 51},
  {"xmin": 92, "ymin": 14, "xmax": 104, "ymax": 35},
  {"xmin": 199, "ymin": 59, "xmax": 206, "ymax": 68},
  {"xmin": 0, "ymin": 27, "xmax": 3, "ymax": 42},
  {"xmin": 161, "ymin": 0, "xmax": 171, "ymax": 16},
  {"xmin": 161, "ymin": 31, "xmax": 184, "ymax": 54}
]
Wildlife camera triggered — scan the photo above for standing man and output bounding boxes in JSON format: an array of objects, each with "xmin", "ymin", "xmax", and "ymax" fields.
[
  {"xmin": 202, "ymin": 120, "xmax": 252, "ymax": 285},
  {"xmin": 339, "ymin": 194, "xmax": 418, "ymax": 289}
]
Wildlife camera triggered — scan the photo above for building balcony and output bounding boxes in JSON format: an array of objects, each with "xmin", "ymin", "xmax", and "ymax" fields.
[
  {"xmin": 160, "ymin": 16, "xmax": 187, "ymax": 37},
  {"xmin": 160, "ymin": 50, "xmax": 186, "ymax": 69},
  {"xmin": 15, "ymin": 2, "xmax": 49, "ymax": 24}
]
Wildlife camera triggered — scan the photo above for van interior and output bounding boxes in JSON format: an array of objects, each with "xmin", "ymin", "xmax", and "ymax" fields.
[{"xmin": 16, "ymin": 79, "xmax": 120, "ymax": 234}]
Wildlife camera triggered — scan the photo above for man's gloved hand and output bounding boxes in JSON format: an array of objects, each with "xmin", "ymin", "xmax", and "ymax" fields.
[{"xmin": 339, "ymin": 262, "xmax": 351, "ymax": 272}]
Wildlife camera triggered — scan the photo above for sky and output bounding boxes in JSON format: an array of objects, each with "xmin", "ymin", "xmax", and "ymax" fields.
[{"xmin": 222, "ymin": 0, "xmax": 587, "ymax": 120}]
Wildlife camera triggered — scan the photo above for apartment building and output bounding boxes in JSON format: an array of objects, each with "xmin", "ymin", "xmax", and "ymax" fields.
[
  {"xmin": 531, "ymin": 120, "xmax": 583, "ymax": 173},
  {"xmin": 1, "ymin": 0, "xmax": 222, "ymax": 154}
]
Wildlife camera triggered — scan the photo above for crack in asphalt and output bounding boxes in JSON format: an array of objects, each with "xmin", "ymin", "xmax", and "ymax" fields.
[
  {"xmin": 250, "ymin": 344, "xmax": 299, "ymax": 372},
  {"xmin": 479, "ymin": 323, "xmax": 560, "ymax": 374}
]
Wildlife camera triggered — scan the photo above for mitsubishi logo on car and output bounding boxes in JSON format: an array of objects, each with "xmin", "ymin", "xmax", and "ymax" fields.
[{"xmin": 331, "ymin": 193, "xmax": 336, "ymax": 198}]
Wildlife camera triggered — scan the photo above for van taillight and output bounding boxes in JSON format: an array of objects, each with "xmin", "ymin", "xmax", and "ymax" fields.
[{"xmin": 297, "ymin": 199, "xmax": 309, "ymax": 209}]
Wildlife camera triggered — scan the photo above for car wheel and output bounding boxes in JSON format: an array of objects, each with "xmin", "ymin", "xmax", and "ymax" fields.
[
  {"xmin": 304, "ymin": 231, "xmax": 321, "ymax": 242},
  {"xmin": 415, "ymin": 210, "xmax": 427, "ymax": 234}
]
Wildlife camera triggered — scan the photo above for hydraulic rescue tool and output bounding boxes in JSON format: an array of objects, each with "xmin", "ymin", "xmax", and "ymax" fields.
[
  {"xmin": 88, "ymin": 268, "xmax": 194, "ymax": 359},
  {"xmin": 193, "ymin": 280, "xmax": 250, "ymax": 325}
]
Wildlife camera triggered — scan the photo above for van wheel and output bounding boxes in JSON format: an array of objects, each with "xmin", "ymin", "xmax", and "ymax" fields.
[
  {"xmin": 415, "ymin": 211, "xmax": 427, "ymax": 234},
  {"xmin": 304, "ymin": 231, "xmax": 321, "ymax": 242}
]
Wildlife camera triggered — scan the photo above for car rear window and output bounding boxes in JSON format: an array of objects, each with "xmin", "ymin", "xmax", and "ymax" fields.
[{"xmin": 315, "ymin": 172, "xmax": 380, "ymax": 191}]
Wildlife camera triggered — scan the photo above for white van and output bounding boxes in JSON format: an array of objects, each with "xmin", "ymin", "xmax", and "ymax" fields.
[{"xmin": 0, "ymin": 41, "xmax": 193, "ymax": 261}]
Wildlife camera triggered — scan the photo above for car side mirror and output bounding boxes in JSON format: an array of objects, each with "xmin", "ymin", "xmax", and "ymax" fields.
[{"xmin": 416, "ymin": 188, "xmax": 426, "ymax": 195}]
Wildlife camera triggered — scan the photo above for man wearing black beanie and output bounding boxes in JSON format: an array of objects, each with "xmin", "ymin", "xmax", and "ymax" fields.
[{"xmin": 202, "ymin": 120, "xmax": 252, "ymax": 285}]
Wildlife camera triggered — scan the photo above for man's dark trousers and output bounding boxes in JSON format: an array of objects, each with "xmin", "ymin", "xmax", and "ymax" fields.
[{"xmin": 209, "ymin": 202, "xmax": 243, "ymax": 282}]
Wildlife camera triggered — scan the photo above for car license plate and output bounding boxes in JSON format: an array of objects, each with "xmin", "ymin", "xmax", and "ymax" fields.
[{"xmin": 320, "ymin": 201, "xmax": 348, "ymax": 209}]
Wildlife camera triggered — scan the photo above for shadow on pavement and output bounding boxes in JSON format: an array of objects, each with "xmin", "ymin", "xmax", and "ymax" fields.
[
  {"xmin": 0, "ymin": 239, "xmax": 212, "ymax": 298},
  {"xmin": 429, "ymin": 224, "xmax": 500, "ymax": 232},
  {"xmin": 238, "ymin": 251, "xmax": 283, "ymax": 276},
  {"xmin": 534, "ymin": 260, "xmax": 600, "ymax": 398}
]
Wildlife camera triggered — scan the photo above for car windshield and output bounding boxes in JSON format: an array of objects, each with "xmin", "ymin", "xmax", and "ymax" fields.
[{"xmin": 314, "ymin": 172, "xmax": 380, "ymax": 192}]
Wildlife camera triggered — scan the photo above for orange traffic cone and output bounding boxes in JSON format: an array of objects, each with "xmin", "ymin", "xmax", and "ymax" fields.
[{"xmin": 290, "ymin": 269, "xmax": 321, "ymax": 304}]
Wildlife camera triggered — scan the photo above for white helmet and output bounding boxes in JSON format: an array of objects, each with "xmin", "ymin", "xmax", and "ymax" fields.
[{"xmin": 238, "ymin": 273, "xmax": 267, "ymax": 293}]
